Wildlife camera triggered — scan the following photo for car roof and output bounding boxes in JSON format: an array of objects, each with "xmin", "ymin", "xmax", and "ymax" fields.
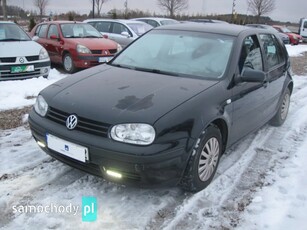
[
  {"xmin": 84, "ymin": 18, "xmax": 147, "ymax": 24},
  {"xmin": 37, "ymin": 21, "xmax": 86, "ymax": 25},
  {"xmin": 154, "ymin": 23, "xmax": 255, "ymax": 37},
  {"xmin": 133, "ymin": 17, "xmax": 177, "ymax": 21},
  {"xmin": 246, "ymin": 24, "xmax": 270, "ymax": 27}
]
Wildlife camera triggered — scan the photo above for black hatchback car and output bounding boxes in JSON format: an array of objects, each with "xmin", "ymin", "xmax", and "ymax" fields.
[{"xmin": 29, "ymin": 23, "xmax": 292, "ymax": 192}]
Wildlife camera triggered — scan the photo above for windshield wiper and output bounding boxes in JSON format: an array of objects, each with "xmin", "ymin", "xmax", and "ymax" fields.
[
  {"xmin": 110, "ymin": 63, "xmax": 135, "ymax": 70},
  {"xmin": 83, "ymin": 35, "xmax": 101, "ymax": 38},
  {"xmin": 133, "ymin": 67, "xmax": 179, "ymax": 77}
]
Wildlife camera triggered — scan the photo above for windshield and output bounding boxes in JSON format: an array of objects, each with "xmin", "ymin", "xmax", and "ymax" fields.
[
  {"xmin": 111, "ymin": 30, "xmax": 234, "ymax": 79},
  {"xmin": 0, "ymin": 23, "xmax": 31, "ymax": 41},
  {"xmin": 60, "ymin": 23, "xmax": 102, "ymax": 38},
  {"xmin": 280, "ymin": 27, "xmax": 292, "ymax": 33},
  {"xmin": 127, "ymin": 22, "xmax": 152, "ymax": 36}
]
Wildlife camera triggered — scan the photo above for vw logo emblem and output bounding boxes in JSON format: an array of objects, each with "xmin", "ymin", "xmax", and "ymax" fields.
[
  {"xmin": 19, "ymin": 57, "xmax": 25, "ymax": 63},
  {"xmin": 66, "ymin": 114, "xmax": 78, "ymax": 130},
  {"xmin": 104, "ymin": 50, "xmax": 108, "ymax": 55}
]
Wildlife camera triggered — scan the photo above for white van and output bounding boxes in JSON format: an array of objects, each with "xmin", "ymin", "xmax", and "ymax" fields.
[{"xmin": 299, "ymin": 18, "xmax": 307, "ymax": 42}]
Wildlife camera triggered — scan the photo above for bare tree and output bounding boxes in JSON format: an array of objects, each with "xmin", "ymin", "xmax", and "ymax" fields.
[
  {"xmin": 247, "ymin": 0, "xmax": 275, "ymax": 22},
  {"xmin": 90, "ymin": 0, "xmax": 108, "ymax": 17},
  {"xmin": 33, "ymin": 0, "xmax": 49, "ymax": 18},
  {"xmin": 157, "ymin": 0, "xmax": 188, "ymax": 18}
]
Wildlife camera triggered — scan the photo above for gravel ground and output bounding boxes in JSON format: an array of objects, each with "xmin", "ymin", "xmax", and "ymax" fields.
[
  {"xmin": 290, "ymin": 52, "xmax": 307, "ymax": 75},
  {"xmin": 0, "ymin": 53, "xmax": 306, "ymax": 130}
]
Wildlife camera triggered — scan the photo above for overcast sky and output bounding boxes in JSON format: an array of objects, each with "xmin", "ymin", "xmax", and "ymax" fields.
[{"xmin": 8, "ymin": 0, "xmax": 307, "ymax": 23}]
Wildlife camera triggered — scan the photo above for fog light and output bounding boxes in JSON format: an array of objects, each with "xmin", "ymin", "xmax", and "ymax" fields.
[
  {"xmin": 40, "ymin": 67, "xmax": 49, "ymax": 74},
  {"xmin": 106, "ymin": 170, "xmax": 122, "ymax": 179},
  {"xmin": 37, "ymin": 141, "xmax": 46, "ymax": 148}
]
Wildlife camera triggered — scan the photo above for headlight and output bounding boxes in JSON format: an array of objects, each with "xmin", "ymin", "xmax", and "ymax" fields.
[
  {"xmin": 77, "ymin": 44, "xmax": 91, "ymax": 54},
  {"xmin": 110, "ymin": 123, "xmax": 155, "ymax": 145},
  {"xmin": 39, "ymin": 48, "xmax": 49, "ymax": 60},
  {"xmin": 34, "ymin": 95, "xmax": 48, "ymax": 117},
  {"xmin": 116, "ymin": 43, "xmax": 122, "ymax": 53}
]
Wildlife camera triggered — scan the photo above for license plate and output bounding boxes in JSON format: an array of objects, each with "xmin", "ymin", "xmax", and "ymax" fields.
[
  {"xmin": 98, "ymin": 57, "xmax": 112, "ymax": 63},
  {"xmin": 46, "ymin": 134, "xmax": 89, "ymax": 163},
  {"xmin": 11, "ymin": 65, "xmax": 34, "ymax": 73}
]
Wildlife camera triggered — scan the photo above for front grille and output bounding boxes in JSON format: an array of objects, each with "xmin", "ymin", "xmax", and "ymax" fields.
[
  {"xmin": 46, "ymin": 107, "xmax": 111, "ymax": 137},
  {"xmin": 0, "ymin": 57, "xmax": 16, "ymax": 63},
  {"xmin": 91, "ymin": 50, "xmax": 102, "ymax": 54},
  {"xmin": 0, "ymin": 70, "xmax": 41, "ymax": 78},
  {"xmin": 91, "ymin": 49, "xmax": 117, "ymax": 55},
  {"xmin": 26, "ymin": 56, "xmax": 39, "ymax": 62}
]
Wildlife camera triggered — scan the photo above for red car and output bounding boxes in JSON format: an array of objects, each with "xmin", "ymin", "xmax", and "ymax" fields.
[
  {"xmin": 30, "ymin": 21, "xmax": 121, "ymax": 73},
  {"xmin": 272, "ymin": 25, "xmax": 303, "ymax": 45}
]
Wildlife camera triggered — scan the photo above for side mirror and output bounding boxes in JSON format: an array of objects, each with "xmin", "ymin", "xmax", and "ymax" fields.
[
  {"xmin": 101, "ymin": 33, "xmax": 108, "ymax": 39},
  {"xmin": 121, "ymin": 31, "xmax": 130, "ymax": 38},
  {"xmin": 240, "ymin": 67, "xmax": 265, "ymax": 83},
  {"xmin": 32, "ymin": 36, "xmax": 39, "ymax": 41},
  {"xmin": 50, "ymin": 34, "xmax": 59, "ymax": 40}
]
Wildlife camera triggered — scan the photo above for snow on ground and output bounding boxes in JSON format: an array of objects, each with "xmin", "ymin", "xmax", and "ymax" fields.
[
  {"xmin": 0, "ymin": 46, "xmax": 307, "ymax": 229},
  {"xmin": 0, "ymin": 69, "xmax": 67, "ymax": 111},
  {"xmin": 285, "ymin": 44, "xmax": 307, "ymax": 57}
]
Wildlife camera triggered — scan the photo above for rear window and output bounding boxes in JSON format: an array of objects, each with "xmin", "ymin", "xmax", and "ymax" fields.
[{"xmin": 127, "ymin": 23, "xmax": 152, "ymax": 36}]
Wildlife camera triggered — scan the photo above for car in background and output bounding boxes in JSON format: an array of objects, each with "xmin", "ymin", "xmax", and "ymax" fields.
[
  {"xmin": 84, "ymin": 19, "xmax": 152, "ymax": 48},
  {"xmin": 188, "ymin": 18, "xmax": 228, "ymax": 24},
  {"xmin": 131, "ymin": 17, "xmax": 179, "ymax": 27},
  {"xmin": 30, "ymin": 21, "xmax": 121, "ymax": 73},
  {"xmin": 272, "ymin": 25, "xmax": 303, "ymax": 45},
  {"xmin": 245, "ymin": 24, "xmax": 290, "ymax": 44},
  {"xmin": 0, "ymin": 21, "xmax": 50, "ymax": 81},
  {"xmin": 29, "ymin": 23, "xmax": 292, "ymax": 192}
]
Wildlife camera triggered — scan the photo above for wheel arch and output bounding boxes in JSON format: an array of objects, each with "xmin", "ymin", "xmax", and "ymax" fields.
[
  {"xmin": 62, "ymin": 50, "xmax": 70, "ymax": 59},
  {"xmin": 288, "ymin": 81, "xmax": 294, "ymax": 95},
  {"xmin": 211, "ymin": 118, "xmax": 228, "ymax": 154}
]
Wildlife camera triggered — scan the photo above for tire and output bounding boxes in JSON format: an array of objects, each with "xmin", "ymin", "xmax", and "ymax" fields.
[
  {"xmin": 270, "ymin": 88, "xmax": 291, "ymax": 126},
  {"xmin": 180, "ymin": 125, "xmax": 222, "ymax": 192},
  {"xmin": 43, "ymin": 75, "xmax": 48, "ymax": 79},
  {"xmin": 63, "ymin": 53, "xmax": 76, "ymax": 73}
]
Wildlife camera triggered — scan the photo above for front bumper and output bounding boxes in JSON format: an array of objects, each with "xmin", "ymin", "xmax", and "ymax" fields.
[
  {"xmin": 74, "ymin": 55, "xmax": 113, "ymax": 68},
  {"xmin": 28, "ymin": 110, "xmax": 191, "ymax": 187},
  {"xmin": 0, "ymin": 60, "xmax": 50, "ymax": 81}
]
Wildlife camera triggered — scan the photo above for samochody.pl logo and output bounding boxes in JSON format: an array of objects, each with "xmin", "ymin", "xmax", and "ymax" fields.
[{"xmin": 11, "ymin": 196, "xmax": 98, "ymax": 222}]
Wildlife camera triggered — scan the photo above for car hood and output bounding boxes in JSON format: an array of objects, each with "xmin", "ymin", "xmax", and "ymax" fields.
[
  {"xmin": 67, "ymin": 38, "xmax": 118, "ymax": 49},
  {"xmin": 286, "ymin": 32, "xmax": 300, "ymax": 38},
  {"xmin": 0, "ymin": 41, "xmax": 43, "ymax": 57},
  {"xmin": 43, "ymin": 65, "xmax": 218, "ymax": 124},
  {"xmin": 278, "ymin": 32, "xmax": 289, "ymax": 39}
]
